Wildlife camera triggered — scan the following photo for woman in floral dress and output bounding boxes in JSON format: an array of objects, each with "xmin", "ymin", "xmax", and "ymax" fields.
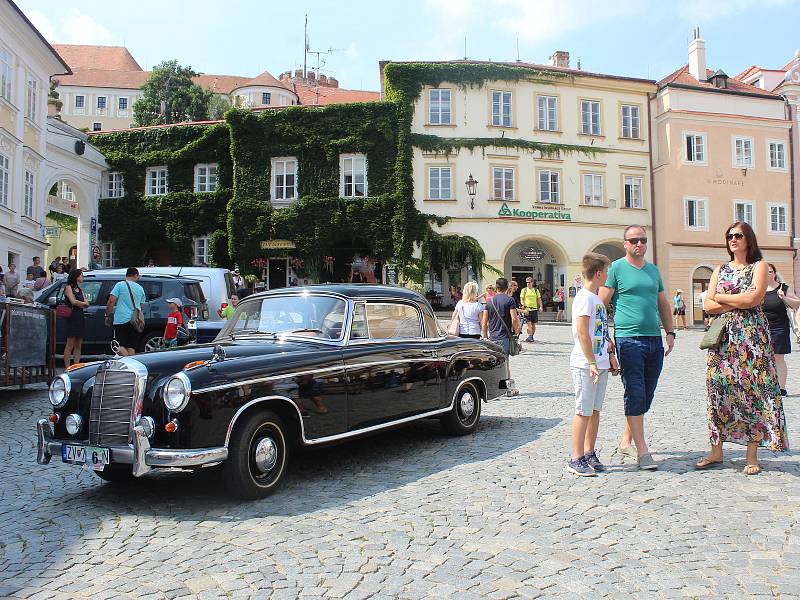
[{"xmin": 697, "ymin": 222, "xmax": 788, "ymax": 475}]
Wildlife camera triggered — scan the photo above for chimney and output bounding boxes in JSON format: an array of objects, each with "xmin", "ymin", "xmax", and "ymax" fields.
[
  {"xmin": 328, "ymin": 77, "xmax": 339, "ymax": 88},
  {"xmin": 548, "ymin": 51, "xmax": 569, "ymax": 69},
  {"xmin": 688, "ymin": 27, "xmax": 706, "ymax": 82},
  {"xmin": 318, "ymin": 74, "xmax": 328, "ymax": 86},
  {"xmin": 294, "ymin": 68, "xmax": 304, "ymax": 80}
]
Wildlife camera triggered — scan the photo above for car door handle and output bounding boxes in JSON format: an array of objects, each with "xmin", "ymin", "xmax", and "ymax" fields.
[{"xmin": 425, "ymin": 349, "xmax": 438, "ymax": 358}]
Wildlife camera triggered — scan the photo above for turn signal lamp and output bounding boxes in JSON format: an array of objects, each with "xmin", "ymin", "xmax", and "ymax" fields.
[
  {"xmin": 48, "ymin": 413, "xmax": 60, "ymax": 423},
  {"xmin": 183, "ymin": 360, "xmax": 206, "ymax": 370},
  {"xmin": 165, "ymin": 419, "xmax": 179, "ymax": 433},
  {"xmin": 66, "ymin": 363, "xmax": 86, "ymax": 372}
]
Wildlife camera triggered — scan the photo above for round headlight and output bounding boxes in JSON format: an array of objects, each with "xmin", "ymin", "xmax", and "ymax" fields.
[
  {"xmin": 49, "ymin": 375, "xmax": 71, "ymax": 408},
  {"xmin": 163, "ymin": 373, "xmax": 190, "ymax": 412},
  {"xmin": 65, "ymin": 413, "xmax": 82, "ymax": 436}
]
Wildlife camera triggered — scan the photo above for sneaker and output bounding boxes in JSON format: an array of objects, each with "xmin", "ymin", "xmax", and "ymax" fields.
[
  {"xmin": 567, "ymin": 457, "xmax": 597, "ymax": 477},
  {"xmin": 637, "ymin": 453, "xmax": 658, "ymax": 470},
  {"xmin": 525, "ymin": 335, "xmax": 534, "ymax": 342},
  {"xmin": 584, "ymin": 450, "xmax": 605, "ymax": 472},
  {"xmin": 780, "ymin": 388, "xmax": 788, "ymax": 396},
  {"xmin": 617, "ymin": 444, "xmax": 637, "ymax": 458}
]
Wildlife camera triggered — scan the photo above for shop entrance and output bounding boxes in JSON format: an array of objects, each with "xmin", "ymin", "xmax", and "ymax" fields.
[
  {"xmin": 692, "ymin": 266, "xmax": 713, "ymax": 325},
  {"xmin": 503, "ymin": 239, "xmax": 566, "ymax": 312},
  {"xmin": 268, "ymin": 258, "xmax": 288, "ymax": 289}
]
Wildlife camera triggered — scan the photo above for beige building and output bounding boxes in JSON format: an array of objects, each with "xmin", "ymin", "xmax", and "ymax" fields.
[
  {"xmin": 387, "ymin": 56, "xmax": 656, "ymax": 315},
  {"xmin": 651, "ymin": 30, "xmax": 793, "ymax": 325},
  {"xmin": 52, "ymin": 45, "xmax": 380, "ymax": 131}
]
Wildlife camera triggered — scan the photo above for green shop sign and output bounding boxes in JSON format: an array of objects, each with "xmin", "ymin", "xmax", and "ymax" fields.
[{"xmin": 497, "ymin": 203, "xmax": 571, "ymax": 221}]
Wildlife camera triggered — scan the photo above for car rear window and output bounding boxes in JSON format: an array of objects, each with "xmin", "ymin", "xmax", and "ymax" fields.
[{"xmin": 184, "ymin": 283, "xmax": 206, "ymax": 303}]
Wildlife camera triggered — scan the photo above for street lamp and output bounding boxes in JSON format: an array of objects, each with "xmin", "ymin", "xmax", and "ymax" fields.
[{"xmin": 465, "ymin": 173, "xmax": 478, "ymax": 210}]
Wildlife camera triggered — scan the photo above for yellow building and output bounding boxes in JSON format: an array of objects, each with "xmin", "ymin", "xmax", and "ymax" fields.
[
  {"xmin": 388, "ymin": 56, "xmax": 657, "ymax": 315},
  {"xmin": 651, "ymin": 30, "xmax": 793, "ymax": 325}
]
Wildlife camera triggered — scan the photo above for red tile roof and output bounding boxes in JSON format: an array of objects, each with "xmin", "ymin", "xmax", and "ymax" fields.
[
  {"xmin": 237, "ymin": 70, "xmax": 292, "ymax": 91},
  {"xmin": 52, "ymin": 44, "xmax": 142, "ymax": 72},
  {"xmin": 658, "ymin": 64, "xmax": 780, "ymax": 97},
  {"xmin": 58, "ymin": 69, "xmax": 149, "ymax": 89},
  {"xmin": 293, "ymin": 83, "xmax": 380, "ymax": 105},
  {"xmin": 193, "ymin": 74, "xmax": 251, "ymax": 94}
]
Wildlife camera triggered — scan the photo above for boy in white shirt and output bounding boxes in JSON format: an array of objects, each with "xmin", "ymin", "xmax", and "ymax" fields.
[{"xmin": 568, "ymin": 253, "xmax": 619, "ymax": 476}]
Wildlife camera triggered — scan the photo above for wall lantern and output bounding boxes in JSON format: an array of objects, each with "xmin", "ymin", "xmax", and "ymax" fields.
[
  {"xmin": 741, "ymin": 167, "xmax": 748, "ymax": 177},
  {"xmin": 465, "ymin": 173, "xmax": 478, "ymax": 210}
]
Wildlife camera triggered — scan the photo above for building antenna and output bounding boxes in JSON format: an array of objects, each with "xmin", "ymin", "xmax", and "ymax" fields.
[
  {"xmin": 303, "ymin": 14, "xmax": 309, "ymax": 78},
  {"xmin": 516, "ymin": 36, "xmax": 520, "ymax": 62},
  {"xmin": 307, "ymin": 46, "xmax": 344, "ymax": 105},
  {"xmin": 464, "ymin": 36, "xmax": 467, "ymax": 60}
]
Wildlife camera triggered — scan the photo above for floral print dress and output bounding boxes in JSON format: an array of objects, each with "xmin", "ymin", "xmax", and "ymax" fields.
[{"xmin": 706, "ymin": 262, "xmax": 788, "ymax": 451}]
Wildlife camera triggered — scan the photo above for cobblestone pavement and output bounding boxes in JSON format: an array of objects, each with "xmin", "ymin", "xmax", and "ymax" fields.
[{"xmin": 1, "ymin": 326, "xmax": 799, "ymax": 599}]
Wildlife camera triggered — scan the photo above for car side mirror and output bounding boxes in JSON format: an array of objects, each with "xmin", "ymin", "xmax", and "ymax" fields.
[{"xmin": 46, "ymin": 296, "xmax": 57, "ymax": 306}]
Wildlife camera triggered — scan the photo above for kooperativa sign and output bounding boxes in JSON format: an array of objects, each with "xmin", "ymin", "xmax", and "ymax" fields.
[{"xmin": 498, "ymin": 203, "xmax": 572, "ymax": 221}]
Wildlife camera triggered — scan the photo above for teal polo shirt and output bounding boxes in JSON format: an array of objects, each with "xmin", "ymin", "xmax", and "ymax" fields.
[{"xmin": 605, "ymin": 258, "xmax": 664, "ymax": 337}]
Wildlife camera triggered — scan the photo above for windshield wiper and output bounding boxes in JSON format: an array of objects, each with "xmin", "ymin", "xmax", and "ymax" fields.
[
  {"xmin": 229, "ymin": 328, "xmax": 277, "ymax": 339},
  {"xmin": 286, "ymin": 328, "xmax": 324, "ymax": 335}
]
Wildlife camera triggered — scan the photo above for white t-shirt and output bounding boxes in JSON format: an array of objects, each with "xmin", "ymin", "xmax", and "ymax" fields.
[
  {"xmin": 570, "ymin": 288, "xmax": 610, "ymax": 369},
  {"xmin": 456, "ymin": 300, "xmax": 484, "ymax": 335}
]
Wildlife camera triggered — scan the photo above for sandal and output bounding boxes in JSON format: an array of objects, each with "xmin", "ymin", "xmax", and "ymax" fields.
[
  {"xmin": 694, "ymin": 456, "xmax": 723, "ymax": 470},
  {"xmin": 743, "ymin": 464, "xmax": 761, "ymax": 475}
]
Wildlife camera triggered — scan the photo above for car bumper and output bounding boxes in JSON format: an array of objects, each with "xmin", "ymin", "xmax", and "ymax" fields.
[{"xmin": 36, "ymin": 419, "xmax": 228, "ymax": 477}]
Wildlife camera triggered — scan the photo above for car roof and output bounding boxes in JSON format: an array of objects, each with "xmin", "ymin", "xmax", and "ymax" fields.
[
  {"xmin": 253, "ymin": 284, "xmax": 424, "ymax": 301},
  {"xmin": 81, "ymin": 273, "xmax": 199, "ymax": 284}
]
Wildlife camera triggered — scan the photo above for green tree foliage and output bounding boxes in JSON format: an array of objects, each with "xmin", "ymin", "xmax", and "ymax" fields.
[
  {"xmin": 132, "ymin": 60, "xmax": 213, "ymax": 126},
  {"xmin": 208, "ymin": 94, "xmax": 231, "ymax": 120}
]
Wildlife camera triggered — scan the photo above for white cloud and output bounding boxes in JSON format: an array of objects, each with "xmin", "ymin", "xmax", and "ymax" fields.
[
  {"xmin": 23, "ymin": 7, "xmax": 115, "ymax": 45},
  {"xmin": 677, "ymin": 0, "xmax": 790, "ymax": 23}
]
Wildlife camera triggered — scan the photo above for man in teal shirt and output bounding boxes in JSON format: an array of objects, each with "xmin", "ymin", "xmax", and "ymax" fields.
[
  {"xmin": 599, "ymin": 225, "xmax": 674, "ymax": 470},
  {"xmin": 105, "ymin": 267, "xmax": 146, "ymax": 356}
]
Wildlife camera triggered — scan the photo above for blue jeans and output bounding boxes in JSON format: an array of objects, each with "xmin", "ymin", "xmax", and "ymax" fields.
[
  {"xmin": 616, "ymin": 336, "xmax": 664, "ymax": 416},
  {"xmin": 490, "ymin": 336, "xmax": 510, "ymax": 355}
]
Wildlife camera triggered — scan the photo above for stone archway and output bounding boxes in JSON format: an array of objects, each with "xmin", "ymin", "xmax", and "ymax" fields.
[
  {"xmin": 40, "ymin": 172, "xmax": 97, "ymax": 270},
  {"xmin": 503, "ymin": 238, "xmax": 569, "ymax": 303},
  {"xmin": 591, "ymin": 242, "xmax": 625, "ymax": 262}
]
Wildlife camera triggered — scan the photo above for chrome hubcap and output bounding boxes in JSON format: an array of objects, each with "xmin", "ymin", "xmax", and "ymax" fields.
[
  {"xmin": 145, "ymin": 337, "xmax": 163, "ymax": 351},
  {"xmin": 254, "ymin": 437, "xmax": 278, "ymax": 473},
  {"xmin": 459, "ymin": 392, "xmax": 475, "ymax": 417}
]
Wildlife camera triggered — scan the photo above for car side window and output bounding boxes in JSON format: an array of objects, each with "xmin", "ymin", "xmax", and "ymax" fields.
[
  {"xmin": 365, "ymin": 302, "xmax": 422, "ymax": 339},
  {"xmin": 140, "ymin": 281, "xmax": 162, "ymax": 301},
  {"xmin": 81, "ymin": 281, "xmax": 104, "ymax": 305},
  {"xmin": 350, "ymin": 304, "xmax": 368, "ymax": 339}
]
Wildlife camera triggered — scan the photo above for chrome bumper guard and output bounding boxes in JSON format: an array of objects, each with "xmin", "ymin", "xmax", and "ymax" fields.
[{"xmin": 37, "ymin": 419, "xmax": 228, "ymax": 477}]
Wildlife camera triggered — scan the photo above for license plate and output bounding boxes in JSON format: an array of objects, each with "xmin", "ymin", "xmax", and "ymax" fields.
[
  {"xmin": 62, "ymin": 444, "xmax": 110, "ymax": 471},
  {"xmin": 188, "ymin": 319, "xmax": 197, "ymax": 330}
]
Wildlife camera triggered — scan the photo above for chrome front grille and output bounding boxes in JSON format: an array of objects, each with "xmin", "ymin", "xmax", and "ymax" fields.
[{"xmin": 89, "ymin": 368, "xmax": 136, "ymax": 445}]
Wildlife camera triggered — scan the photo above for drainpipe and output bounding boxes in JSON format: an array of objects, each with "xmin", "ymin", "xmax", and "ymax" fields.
[
  {"xmin": 787, "ymin": 99, "xmax": 798, "ymax": 283},
  {"xmin": 647, "ymin": 91, "xmax": 658, "ymax": 265}
]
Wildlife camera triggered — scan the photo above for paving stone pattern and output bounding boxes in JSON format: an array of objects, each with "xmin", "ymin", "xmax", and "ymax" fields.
[{"xmin": 1, "ymin": 327, "xmax": 799, "ymax": 599}]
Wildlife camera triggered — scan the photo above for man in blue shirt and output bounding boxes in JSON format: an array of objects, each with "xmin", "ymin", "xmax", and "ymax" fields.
[{"xmin": 105, "ymin": 267, "xmax": 146, "ymax": 356}]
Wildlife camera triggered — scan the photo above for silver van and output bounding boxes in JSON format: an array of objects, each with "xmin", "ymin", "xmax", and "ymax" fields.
[{"xmin": 96, "ymin": 267, "xmax": 235, "ymax": 321}]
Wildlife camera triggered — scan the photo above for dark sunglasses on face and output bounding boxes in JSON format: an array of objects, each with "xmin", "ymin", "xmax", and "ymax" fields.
[
  {"xmin": 726, "ymin": 232, "xmax": 745, "ymax": 241},
  {"xmin": 625, "ymin": 237, "xmax": 647, "ymax": 245}
]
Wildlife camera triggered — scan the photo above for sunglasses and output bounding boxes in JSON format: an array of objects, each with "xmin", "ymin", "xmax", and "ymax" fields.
[
  {"xmin": 726, "ymin": 232, "xmax": 745, "ymax": 241},
  {"xmin": 625, "ymin": 237, "xmax": 648, "ymax": 245}
]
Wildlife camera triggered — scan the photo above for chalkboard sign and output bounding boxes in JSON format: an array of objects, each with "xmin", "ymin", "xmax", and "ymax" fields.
[
  {"xmin": 8, "ymin": 304, "xmax": 49, "ymax": 367},
  {"xmin": 385, "ymin": 264, "xmax": 398, "ymax": 286}
]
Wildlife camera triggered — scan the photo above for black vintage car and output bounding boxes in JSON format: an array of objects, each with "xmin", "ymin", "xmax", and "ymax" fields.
[{"xmin": 37, "ymin": 286, "xmax": 513, "ymax": 499}]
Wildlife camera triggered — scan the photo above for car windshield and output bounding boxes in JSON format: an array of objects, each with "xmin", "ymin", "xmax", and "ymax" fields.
[{"xmin": 218, "ymin": 294, "xmax": 347, "ymax": 341}]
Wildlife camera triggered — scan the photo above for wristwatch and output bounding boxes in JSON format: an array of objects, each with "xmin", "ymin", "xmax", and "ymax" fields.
[{"xmin": 666, "ymin": 331, "xmax": 676, "ymax": 338}]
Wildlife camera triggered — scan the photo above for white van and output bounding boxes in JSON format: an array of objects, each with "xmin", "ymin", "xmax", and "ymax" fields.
[{"xmin": 97, "ymin": 267, "xmax": 236, "ymax": 321}]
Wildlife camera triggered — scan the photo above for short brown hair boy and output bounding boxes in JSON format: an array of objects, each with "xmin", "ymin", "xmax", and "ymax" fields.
[{"xmin": 582, "ymin": 252, "xmax": 611, "ymax": 280}]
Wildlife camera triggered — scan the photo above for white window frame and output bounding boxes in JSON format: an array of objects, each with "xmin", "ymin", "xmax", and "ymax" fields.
[
  {"xmin": 683, "ymin": 132, "xmax": 707, "ymax": 164},
  {"xmin": 538, "ymin": 170, "xmax": 560, "ymax": 203},
  {"xmin": 582, "ymin": 174, "xmax": 604, "ymax": 206},
  {"xmin": 767, "ymin": 140, "xmax": 787, "ymax": 171},
  {"xmin": 428, "ymin": 166, "xmax": 452, "ymax": 200},
  {"xmin": 23, "ymin": 170, "xmax": 34, "ymax": 218},
  {"xmin": 97, "ymin": 96, "xmax": 107, "ymax": 110},
  {"xmin": 428, "ymin": 88, "xmax": 452, "ymax": 125},
  {"xmin": 340, "ymin": 154, "xmax": 367, "ymax": 198},
  {"xmin": 492, "ymin": 166, "xmax": 515, "ymax": 201},
  {"xmin": 101, "ymin": 242, "xmax": 116, "ymax": 268},
  {"xmin": 732, "ymin": 201, "xmax": 754, "ymax": 228},
  {"xmin": 684, "ymin": 196, "xmax": 708, "ymax": 231},
  {"xmin": 581, "ymin": 100, "xmax": 601, "ymax": 135},
  {"xmin": 25, "ymin": 74, "xmax": 38, "ymax": 121},
  {"xmin": 0, "ymin": 153, "xmax": 8, "ymax": 207},
  {"xmin": 194, "ymin": 236, "xmax": 210, "ymax": 266},
  {"xmin": 194, "ymin": 163, "xmax": 218, "ymax": 193},
  {"xmin": 537, "ymin": 95, "xmax": 558, "ymax": 131},
  {"xmin": 0, "ymin": 47, "xmax": 13, "ymax": 102},
  {"xmin": 271, "ymin": 157, "xmax": 298, "ymax": 203},
  {"xmin": 621, "ymin": 105, "xmax": 640, "ymax": 139},
  {"xmin": 491, "ymin": 91, "xmax": 512, "ymax": 127},
  {"xmin": 145, "ymin": 166, "xmax": 168, "ymax": 196},
  {"xmin": 261, "ymin": 92, "xmax": 271, "ymax": 105},
  {"xmin": 106, "ymin": 171, "xmax": 124, "ymax": 198},
  {"xmin": 768, "ymin": 203, "xmax": 788, "ymax": 233},
  {"xmin": 92, "ymin": 122, "xmax": 102, "ymax": 132},
  {"xmin": 75, "ymin": 95, "xmax": 85, "ymax": 109},
  {"xmin": 118, "ymin": 97, "xmax": 128, "ymax": 112},
  {"xmin": 61, "ymin": 182, "xmax": 74, "ymax": 202},
  {"xmin": 732, "ymin": 136, "xmax": 754, "ymax": 168},
  {"xmin": 623, "ymin": 175, "xmax": 643, "ymax": 208}
]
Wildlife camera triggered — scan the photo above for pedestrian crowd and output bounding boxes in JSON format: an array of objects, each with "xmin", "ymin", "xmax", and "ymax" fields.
[{"xmin": 448, "ymin": 221, "xmax": 796, "ymax": 478}]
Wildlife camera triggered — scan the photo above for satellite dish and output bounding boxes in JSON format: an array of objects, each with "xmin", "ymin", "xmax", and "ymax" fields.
[{"xmin": 74, "ymin": 140, "xmax": 85, "ymax": 155}]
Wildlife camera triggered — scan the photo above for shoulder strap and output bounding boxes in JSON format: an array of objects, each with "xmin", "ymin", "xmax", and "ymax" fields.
[
  {"xmin": 124, "ymin": 280, "xmax": 138, "ymax": 307},
  {"xmin": 489, "ymin": 297, "xmax": 514, "ymax": 337}
]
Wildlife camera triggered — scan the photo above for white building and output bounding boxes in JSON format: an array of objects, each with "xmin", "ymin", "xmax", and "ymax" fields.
[{"xmin": 0, "ymin": 1, "xmax": 106, "ymax": 272}]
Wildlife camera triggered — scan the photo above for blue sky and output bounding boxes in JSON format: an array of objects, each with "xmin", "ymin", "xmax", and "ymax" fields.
[{"xmin": 16, "ymin": 0, "xmax": 800, "ymax": 90}]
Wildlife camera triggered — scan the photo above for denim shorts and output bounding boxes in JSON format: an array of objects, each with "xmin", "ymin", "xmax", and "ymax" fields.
[
  {"xmin": 616, "ymin": 336, "xmax": 664, "ymax": 417},
  {"xmin": 490, "ymin": 336, "xmax": 510, "ymax": 355},
  {"xmin": 571, "ymin": 367, "xmax": 609, "ymax": 416}
]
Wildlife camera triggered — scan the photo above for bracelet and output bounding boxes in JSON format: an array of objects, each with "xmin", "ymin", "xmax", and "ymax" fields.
[{"xmin": 588, "ymin": 361, "xmax": 597, "ymax": 365}]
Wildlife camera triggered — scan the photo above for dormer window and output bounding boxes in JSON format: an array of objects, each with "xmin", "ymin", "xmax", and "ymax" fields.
[{"xmin": 708, "ymin": 70, "xmax": 729, "ymax": 89}]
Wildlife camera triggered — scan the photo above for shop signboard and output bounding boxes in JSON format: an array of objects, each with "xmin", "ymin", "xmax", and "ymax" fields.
[
  {"xmin": 497, "ymin": 203, "xmax": 571, "ymax": 221},
  {"xmin": 260, "ymin": 240, "xmax": 296, "ymax": 250},
  {"xmin": 43, "ymin": 226, "xmax": 60, "ymax": 238},
  {"xmin": 385, "ymin": 264, "xmax": 398, "ymax": 285},
  {"xmin": 90, "ymin": 217, "xmax": 97, "ymax": 247}
]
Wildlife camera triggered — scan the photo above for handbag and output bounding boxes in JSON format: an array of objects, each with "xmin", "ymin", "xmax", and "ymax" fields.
[
  {"xmin": 778, "ymin": 283, "xmax": 800, "ymax": 341},
  {"xmin": 489, "ymin": 297, "xmax": 521, "ymax": 356},
  {"xmin": 55, "ymin": 303, "xmax": 72, "ymax": 319},
  {"xmin": 125, "ymin": 280, "xmax": 146, "ymax": 333},
  {"xmin": 447, "ymin": 302, "xmax": 461, "ymax": 336},
  {"xmin": 699, "ymin": 313, "xmax": 729, "ymax": 350}
]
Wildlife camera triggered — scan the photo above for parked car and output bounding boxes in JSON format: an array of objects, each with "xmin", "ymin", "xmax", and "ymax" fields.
[
  {"xmin": 36, "ymin": 273, "xmax": 207, "ymax": 354},
  {"xmin": 96, "ymin": 267, "xmax": 232, "ymax": 321},
  {"xmin": 36, "ymin": 285, "xmax": 513, "ymax": 499}
]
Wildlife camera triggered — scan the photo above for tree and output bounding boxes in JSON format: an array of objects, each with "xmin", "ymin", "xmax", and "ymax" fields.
[
  {"xmin": 132, "ymin": 60, "xmax": 213, "ymax": 126},
  {"xmin": 208, "ymin": 94, "xmax": 231, "ymax": 120}
]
